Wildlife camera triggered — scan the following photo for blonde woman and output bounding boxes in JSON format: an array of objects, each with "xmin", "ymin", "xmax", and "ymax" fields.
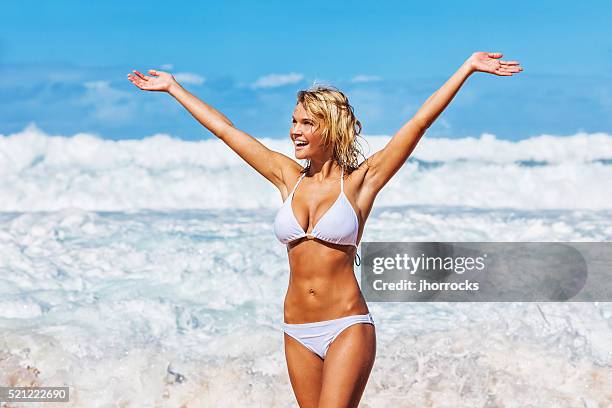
[{"xmin": 127, "ymin": 51, "xmax": 522, "ymax": 407}]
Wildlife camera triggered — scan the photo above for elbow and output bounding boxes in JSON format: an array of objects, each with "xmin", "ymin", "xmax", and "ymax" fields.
[
  {"xmin": 216, "ymin": 122, "xmax": 237, "ymax": 140},
  {"xmin": 411, "ymin": 116, "xmax": 430, "ymax": 132}
]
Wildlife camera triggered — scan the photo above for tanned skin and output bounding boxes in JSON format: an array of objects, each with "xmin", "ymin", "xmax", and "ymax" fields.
[{"xmin": 127, "ymin": 52, "xmax": 522, "ymax": 407}]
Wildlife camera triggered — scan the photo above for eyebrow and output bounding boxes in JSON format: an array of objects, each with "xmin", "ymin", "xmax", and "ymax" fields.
[{"xmin": 292, "ymin": 116, "xmax": 314, "ymax": 122}]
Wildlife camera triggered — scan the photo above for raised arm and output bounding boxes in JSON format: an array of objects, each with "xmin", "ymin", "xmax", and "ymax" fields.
[
  {"xmin": 127, "ymin": 69, "xmax": 298, "ymax": 190},
  {"xmin": 362, "ymin": 52, "xmax": 523, "ymax": 194}
]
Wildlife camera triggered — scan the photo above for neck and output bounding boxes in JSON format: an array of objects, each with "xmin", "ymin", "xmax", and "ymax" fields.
[{"xmin": 306, "ymin": 158, "xmax": 341, "ymax": 181}]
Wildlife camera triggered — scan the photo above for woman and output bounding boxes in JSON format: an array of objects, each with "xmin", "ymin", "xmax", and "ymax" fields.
[{"xmin": 127, "ymin": 51, "xmax": 522, "ymax": 407}]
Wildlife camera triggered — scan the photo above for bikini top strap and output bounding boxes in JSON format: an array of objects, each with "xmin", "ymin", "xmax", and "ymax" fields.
[
  {"xmin": 340, "ymin": 167, "xmax": 344, "ymax": 193},
  {"xmin": 290, "ymin": 172, "xmax": 306, "ymax": 197}
]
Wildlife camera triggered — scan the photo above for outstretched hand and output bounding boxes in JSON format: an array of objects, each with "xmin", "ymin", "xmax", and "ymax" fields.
[
  {"xmin": 468, "ymin": 52, "xmax": 523, "ymax": 76},
  {"xmin": 127, "ymin": 69, "xmax": 177, "ymax": 92}
]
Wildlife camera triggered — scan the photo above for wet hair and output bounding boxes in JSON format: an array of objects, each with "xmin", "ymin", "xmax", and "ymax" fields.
[{"xmin": 296, "ymin": 84, "xmax": 368, "ymax": 174}]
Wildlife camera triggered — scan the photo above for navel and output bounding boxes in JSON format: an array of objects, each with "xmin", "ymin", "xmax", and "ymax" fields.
[{"xmin": 308, "ymin": 288, "xmax": 316, "ymax": 295}]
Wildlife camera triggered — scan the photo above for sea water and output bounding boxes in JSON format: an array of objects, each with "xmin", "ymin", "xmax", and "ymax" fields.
[{"xmin": 0, "ymin": 126, "xmax": 611, "ymax": 407}]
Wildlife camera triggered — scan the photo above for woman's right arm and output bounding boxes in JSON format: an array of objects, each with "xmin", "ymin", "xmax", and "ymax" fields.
[
  {"xmin": 127, "ymin": 69, "xmax": 299, "ymax": 190},
  {"xmin": 167, "ymin": 80, "xmax": 233, "ymax": 135}
]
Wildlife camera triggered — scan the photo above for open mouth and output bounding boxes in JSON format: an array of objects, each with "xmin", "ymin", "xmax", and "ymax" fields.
[{"xmin": 294, "ymin": 140, "xmax": 309, "ymax": 148}]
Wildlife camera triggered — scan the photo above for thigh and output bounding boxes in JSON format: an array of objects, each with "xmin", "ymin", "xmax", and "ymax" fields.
[
  {"xmin": 284, "ymin": 333, "xmax": 324, "ymax": 408},
  {"xmin": 318, "ymin": 323, "xmax": 377, "ymax": 408}
]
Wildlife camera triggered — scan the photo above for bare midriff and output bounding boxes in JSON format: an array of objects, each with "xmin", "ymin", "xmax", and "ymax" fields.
[{"xmin": 283, "ymin": 237, "xmax": 369, "ymax": 324}]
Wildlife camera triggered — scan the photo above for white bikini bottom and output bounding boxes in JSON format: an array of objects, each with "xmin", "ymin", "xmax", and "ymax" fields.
[{"xmin": 282, "ymin": 313, "xmax": 375, "ymax": 360}]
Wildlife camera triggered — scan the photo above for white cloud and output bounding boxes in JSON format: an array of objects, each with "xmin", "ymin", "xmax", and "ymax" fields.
[
  {"xmin": 309, "ymin": 78, "xmax": 334, "ymax": 88},
  {"xmin": 160, "ymin": 63, "xmax": 174, "ymax": 70},
  {"xmin": 84, "ymin": 80, "xmax": 112, "ymax": 90},
  {"xmin": 351, "ymin": 74, "xmax": 383, "ymax": 83},
  {"xmin": 173, "ymin": 72, "xmax": 206, "ymax": 85},
  {"xmin": 251, "ymin": 73, "xmax": 304, "ymax": 89}
]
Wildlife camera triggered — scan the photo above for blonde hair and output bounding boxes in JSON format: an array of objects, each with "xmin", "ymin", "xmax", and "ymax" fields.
[{"xmin": 296, "ymin": 84, "xmax": 368, "ymax": 174}]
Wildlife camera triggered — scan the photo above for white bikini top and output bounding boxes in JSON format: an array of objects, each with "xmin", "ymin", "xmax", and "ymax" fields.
[{"xmin": 274, "ymin": 167, "xmax": 359, "ymax": 248}]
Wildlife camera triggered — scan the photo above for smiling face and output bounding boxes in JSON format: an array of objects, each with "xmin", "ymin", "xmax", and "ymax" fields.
[{"xmin": 291, "ymin": 102, "xmax": 328, "ymax": 160}]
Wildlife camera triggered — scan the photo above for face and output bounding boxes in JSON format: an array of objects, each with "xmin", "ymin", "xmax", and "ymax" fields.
[{"xmin": 291, "ymin": 102, "xmax": 326, "ymax": 160}]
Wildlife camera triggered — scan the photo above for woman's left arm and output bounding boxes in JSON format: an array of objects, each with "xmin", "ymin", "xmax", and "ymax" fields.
[{"xmin": 363, "ymin": 52, "xmax": 522, "ymax": 194}]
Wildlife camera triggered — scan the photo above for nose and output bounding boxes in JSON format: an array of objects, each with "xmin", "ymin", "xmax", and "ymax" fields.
[{"xmin": 291, "ymin": 123, "xmax": 304, "ymax": 135}]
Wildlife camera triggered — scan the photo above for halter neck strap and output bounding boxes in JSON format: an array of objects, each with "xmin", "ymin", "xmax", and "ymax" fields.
[{"xmin": 290, "ymin": 172, "xmax": 306, "ymax": 197}]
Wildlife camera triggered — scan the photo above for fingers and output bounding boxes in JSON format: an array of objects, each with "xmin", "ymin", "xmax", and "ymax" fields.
[
  {"xmin": 498, "ymin": 65, "xmax": 522, "ymax": 73},
  {"xmin": 494, "ymin": 56, "xmax": 524, "ymax": 76},
  {"xmin": 133, "ymin": 70, "xmax": 148, "ymax": 81},
  {"xmin": 494, "ymin": 66, "xmax": 523, "ymax": 76},
  {"xmin": 492, "ymin": 54, "xmax": 523, "ymax": 70},
  {"xmin": 148, "ymin": 69, "xmax": 159, "ymax": 76},
  {"xmin": 127, "ymin": 73, "xmax": 149, "ymax": 89},
  {"xmin": 127, "ymin": 73, "xmax": 137, "ymax": 85}
]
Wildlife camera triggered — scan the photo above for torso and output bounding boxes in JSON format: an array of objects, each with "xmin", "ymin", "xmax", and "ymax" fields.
[{"xmin": 279, "ymin": 164, "xmax": 377, "ymax": 324}]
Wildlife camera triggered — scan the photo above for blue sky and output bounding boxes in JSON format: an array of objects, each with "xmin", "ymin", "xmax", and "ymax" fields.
[{"xmin": 1, "ymin": 0, "xmax": 611, "ymax": 140}]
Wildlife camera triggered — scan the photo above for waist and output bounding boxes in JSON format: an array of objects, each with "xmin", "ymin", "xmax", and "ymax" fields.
[
  {"xmin": 284, "ymin": 240, "xmax": 365, "ymax": 323},
  {"xmin": 284, "ymin": 275, "xmax": 368, "ymax": 323}
]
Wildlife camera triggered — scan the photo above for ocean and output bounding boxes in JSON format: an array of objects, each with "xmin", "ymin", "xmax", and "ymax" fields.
[{"xmin": 1, "ymin": 126, "xmax": 611, "ymax": 407}]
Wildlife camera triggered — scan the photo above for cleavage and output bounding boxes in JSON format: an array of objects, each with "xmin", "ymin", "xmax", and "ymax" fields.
[{"xmin": 291, "ymin": 180, "xmax": 341, "ymax": 234}]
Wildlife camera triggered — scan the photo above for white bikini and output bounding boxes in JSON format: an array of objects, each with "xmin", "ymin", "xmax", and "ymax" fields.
[
  {"xmin": 281, "ymin": 313, "xmax": 375, "ymax": 360},
  {"xmin": 274, "ymin": 167, "xmax": 375, "ymax": 360},
  {"xmin": 274, "ymin": 167, "xmax": 359, "ymax": 248}
]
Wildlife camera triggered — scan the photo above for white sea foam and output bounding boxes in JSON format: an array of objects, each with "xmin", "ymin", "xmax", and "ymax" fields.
[
  {"xmin": 1, "ymin": 124, "xmax": 611, "ymax": 212},
  {"xmin": 0, "ymin": 208, "xmax": 611, "ymax": 406},
  {"xmin": 1, "ymin": 125, "xmax": 611, "ymax": 406}
]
